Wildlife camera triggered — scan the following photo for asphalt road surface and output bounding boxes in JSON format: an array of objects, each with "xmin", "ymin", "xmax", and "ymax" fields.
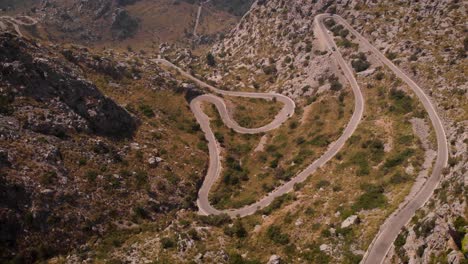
[
  {"xmin": 316, "ymin": 14, "xmax": 448, "ymax": 264},
  {"xmin": 154, "ymin": 13, "xmax": 366, "ymax": 217},
  {"xmin": 156, "ymin": 13, "xmax": 447, "ymax": 263}
]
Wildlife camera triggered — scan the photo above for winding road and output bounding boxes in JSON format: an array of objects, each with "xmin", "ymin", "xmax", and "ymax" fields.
[
  {"xmin": 155, "ymin": 10, "xmax": 367, "ymax": 218},
  {"xmin": 193, "ymin": 0, "xmax": 211, "ymax": 38},
  {"xmin": 319, "ymin": 14, "xmax": 448, "ymax": 264},
  {"xmin": 0, "ymin": 15, "xmax": 38, "ymax": 37},
  {"xmin": 156, "ymin": 13, "xmax": 447, "ymax": 264}
]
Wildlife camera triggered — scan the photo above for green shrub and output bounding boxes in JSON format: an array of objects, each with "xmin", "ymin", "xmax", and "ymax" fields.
[
  {"xmin": 198, "ymin": 214, "xmax": 231, "ymax": 226},
  {"xmin": 86, "ymin": 170, "xmax": 98, "ymax": 182},
  {"xmin": 266, "ymin": 225, "xmax": 290, "ymax": 245},
  {"xmin": 351, "ymin": 58, "xmax": 370, "ymax": 72},
  {"xmin": 206, "ymin": 53, "xmax": 216, "ymax": 67},
  {"xmin": 316, "ymin": 180, "xmax": 331, "ymax": 189},
  {"xmin": 133, "ymin": 206, "xmax": 148, "ymax": 219},
  {"xmin": 386, "ymin": 51, "xmax": 398, "ymax": 60},
  {"xmin": 138, "ymin": 104, "xmax": 155, "ymax": 118},
  {"xmin": 78, "ymin": 158, "xmax": 87, "ymax": 166},
  {"xmin": 349, "ymin": 152, "xmax": 370, "ymax": 175},
  {"xmin": 161, "ymin": 237, "xmax": 176, "ymax": 249},
  {"xmin": 135, "ymin": 170, "xmax": 148, "ymax": 187},
  {"xmin": 390, "ymin": 172, "xmax": 410, "ymax": 184},
  {"xmin": 224, "ymin": 219, "xmax": 247, "ymax": 238},
  {"xmin": 40, "ymin": 171, "xmax": 57, "ymax": 185},
  {"xmin": 262, "ymin": 65, "xmax": 277, "ymax": 75},
  {"xmin": 262, "ymin": 194, "xmax": 294, "ymax": 215},
  {"xmin": 352, "ymin": 184, "xmax": 386, "ymax": 211},
  {"xmin": 302, "ymin": 244, "xmax": 331, "ymax": 264},
  {"xmin": 383, "ymin": 149, "xmax": 414, "ymax": 169},
  {"xmin": 389, "ymin": 89, "xmax": 413, "ymax": 114},
  {"xmin": 336, "ymin": 38, "xmax": 353, "ymax": 48},
  {"xmin": 330, "ymin": 79, "xmax": 343, "ymax": 91},
  {"xmin": 394, "ymin": 230, "xmax": 408, "ymax": 248},
  {"xmin": 188, "ymin": 228, "xmax": 200, "ymax": 241},
  {"xmin": 309, "ymin": 135, "xmax": 330, "ymax": 147}
]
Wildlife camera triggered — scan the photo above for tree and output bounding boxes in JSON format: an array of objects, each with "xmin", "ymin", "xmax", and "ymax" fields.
[{"xmin": 206, "ymin": 52, "xmax": 216, "ymax": 67}]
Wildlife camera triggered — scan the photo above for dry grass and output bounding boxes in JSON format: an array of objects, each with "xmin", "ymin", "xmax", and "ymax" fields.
[{"xmin": 227, "ymin": 96, "xmax": 283, "ymax": 128}]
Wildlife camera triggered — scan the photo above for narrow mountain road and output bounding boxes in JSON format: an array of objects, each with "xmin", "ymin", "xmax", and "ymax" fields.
[
  {"xmin": 153, "ymin": 58, "xmax": 296, "ymax": 134},
  {"xmin": 316, "ymin": 14, "xmax": 448, "ymax": 264},
  {"xmin": 156, "ymin": 14, "xmax": 447, "ymax": 261},
  {"xmin": 154, "ymin": 11, "xmax": 366, "ymax": 217},
  {"xmin": 193, "ymin": 0, "xmax": 210, "ymax": 37},
  {"xmin": 0, "ymin": 16, "xmax": 38, "ymax": 37}
]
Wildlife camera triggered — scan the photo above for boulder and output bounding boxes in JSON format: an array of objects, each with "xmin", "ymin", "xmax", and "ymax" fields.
[
  {"xmin": 267, "ymin": 255, "xmax": 281, "ymax": 264},
  {"xmin": 341, "ymin": 215, "xmax": 360, "ymax": 228}
]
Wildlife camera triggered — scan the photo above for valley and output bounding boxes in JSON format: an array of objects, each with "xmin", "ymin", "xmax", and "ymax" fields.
[{"xmin": 0, "ymin": 0, "xmax": 466, "ymax": 263}]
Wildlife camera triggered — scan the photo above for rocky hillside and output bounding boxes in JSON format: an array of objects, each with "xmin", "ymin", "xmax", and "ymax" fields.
[
  {"xmin": 0, "ymin": 32, "xmax": 209, "ymax": 262},
  {"xmin": 0, "ymin": 0, "xmax": 465, "ymax": 263},
  {"xmin": 193, "ymin": 0, "xmax": 467, "ymax": 262},
  {"xmin": 219, "ymin": 0, "xmax": 466, "ymax": 262},
  {"xmin": 3, "ymin": 0, "xmax": 247, "ymax": 49},
  {"xmin": 338, "ymin": 1, "xmax": 467, "ymax": 263}
]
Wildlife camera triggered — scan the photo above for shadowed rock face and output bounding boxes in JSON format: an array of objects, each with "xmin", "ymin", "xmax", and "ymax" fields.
[
  {"xmin": 0, "ymin": 33, "xmax": 138, "ymax": 138},
  {"xmin": 111, "ymin": 8, "xmax": 139, "ymax": 40}
]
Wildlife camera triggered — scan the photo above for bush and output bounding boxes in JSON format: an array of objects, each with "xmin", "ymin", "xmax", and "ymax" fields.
[
  {"xmin": 78, "ymin": 158, "xmax": 87, "ymax": 166},
  {"xmin": 309, "ymin": 135, "xmax": 330, "ymax": 147},
  {"xmin": 161, "ymin": 237, "xmax": 176, "ymax": 249},
  {"xmin": 351, "ymin": 58, "xmax": 370, "ymax": 72},
  {"xmin": 133, "ymin": 206, "xmax": 148, "ymax": 219},
  {"xmin": 389, "ymin": 89, "xmax": 413, "ymax": 114},
  {"xmin": 390, "ymin": 172, "xmax": 410, "ymax": 184},
  {"xmin": 386, "ymin": 51, "xmax": 398, "ymax": 60},
  {"xmin": 85, "ymin": 170, "xmax": 98, "ymax": 182},
  {"xmin": 394, "ymin": 230, "xmax": 408, "ymax": 248},
  {"xmin": 266, "ymin": 225, "xmax": 290, "ymax": 245},
  {"xmin": 336, "ymin": 38, "xmax": 353, "ymax": 48},
  {"xmin": 262, "ymin": 193, "xmax": 293, "ymax": 215},
  {"xmin": 135, "ymin": 170, "xmax": 148, "ymax": 187},
  {"xmin": 40, "ymin": 171, "xmax": 57, "ymax": 185},
  {"xmin": 417, "ymin": 245, "xmax": 426, "ymax": 257},
  {"xmin": 198, "ymin": 214, "xmax": 231, "ymax": 226},
  {"xmin": 139, "ymin": 104, "xmax": 155, "ymax": 118},
  {"xmin": 383, "ymin": 149, "xmax": 414, "ymax": 169},
  {"xmin": 324, "ymin": 18, "xmax": 336, "ymax": 28},
  {"xmin": 289, "ymin": 120, "xmax": 299, "ymax": 129},
  {"xmin": 302, "ymin": 244, "xmax": 331, "ymax": 263},
  {"xmin": 188, "ymin": 228, "xmax": 200, "ymax": 241},
  {"xmin": 224, "ymin": 220, "xmax": 247, "ymax": 238},
  {"xmin": 262, "ymin": 65, "xmax": 277, "ymax": 75},
  {"xmin": 362, "ymin": 139, "xmax": 385, "ymax": 162},
  {"xmin": 206, "ymin": 53, "xmax": 216, "ymax": 67},
  {"xmin": 316, "ymin": 180, "xmax": 330, "ymax": 189},
  {"xmin": 352, "ymin": 184, "xmax": 386, "ymax": 211},
  {"xmin": 330, "ymin": 79, "xmax": 343, "ymax": 91},
  {"xmin": 375, "ymin": 72, "xmax": 385, "ymax": 81},
  {"xmin": 408, "ymin": 53, "xmax": 418, "ymax": 61},
  {"xmin": 349, "ymin": 152, "xmax": 370, "ymax": 175}
]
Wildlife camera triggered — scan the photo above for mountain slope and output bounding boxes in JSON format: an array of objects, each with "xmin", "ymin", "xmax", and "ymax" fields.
[{"xmin": 0, "ymin": 32, "xmax": 208, "ymax": 262}]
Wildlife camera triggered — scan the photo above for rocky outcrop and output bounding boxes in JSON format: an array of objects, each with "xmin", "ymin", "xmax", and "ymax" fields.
[
  {"xmin": 111, "ymin": 8, "xmax": 139, "ymax": 40},
  {"xmin": 0, "ymin": 33, "xmax": 138, "ymax": 138}
]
